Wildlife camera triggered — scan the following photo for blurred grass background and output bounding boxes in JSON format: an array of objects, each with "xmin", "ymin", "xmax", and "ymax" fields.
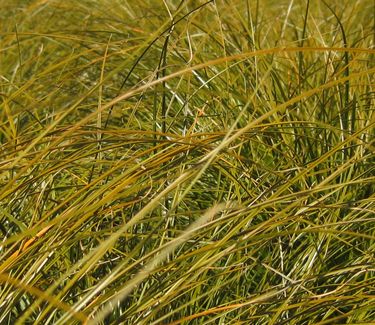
[{"xmin": 0, "ymin": 0, "xmax": 374, "ymax": 324}]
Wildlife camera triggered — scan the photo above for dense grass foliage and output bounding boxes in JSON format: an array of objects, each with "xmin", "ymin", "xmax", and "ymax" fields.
[{"xmin": 0, "ymin": 0, "xmax": 374, "ymax": 324}]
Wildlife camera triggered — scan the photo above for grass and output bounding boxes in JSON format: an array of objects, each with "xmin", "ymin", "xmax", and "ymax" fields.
[{"xmin": 0, "ymin": 0, "xmax": 374, "ymax": 324}]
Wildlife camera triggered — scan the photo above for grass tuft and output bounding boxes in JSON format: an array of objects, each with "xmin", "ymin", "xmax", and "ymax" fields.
[{"xmin": 0, "ymin": 0, "xmax": 374, "ymax": 324}]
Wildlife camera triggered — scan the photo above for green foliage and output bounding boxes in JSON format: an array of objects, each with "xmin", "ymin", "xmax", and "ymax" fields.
[{"xmin": 0, "ymin": 0, "xmax": 374, "ymax": 324}]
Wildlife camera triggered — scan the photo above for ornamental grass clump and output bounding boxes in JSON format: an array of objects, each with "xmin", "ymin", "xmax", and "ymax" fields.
[{"xmin": 0, "ymin": 0, "xmax": 374, "ymax": 324}]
